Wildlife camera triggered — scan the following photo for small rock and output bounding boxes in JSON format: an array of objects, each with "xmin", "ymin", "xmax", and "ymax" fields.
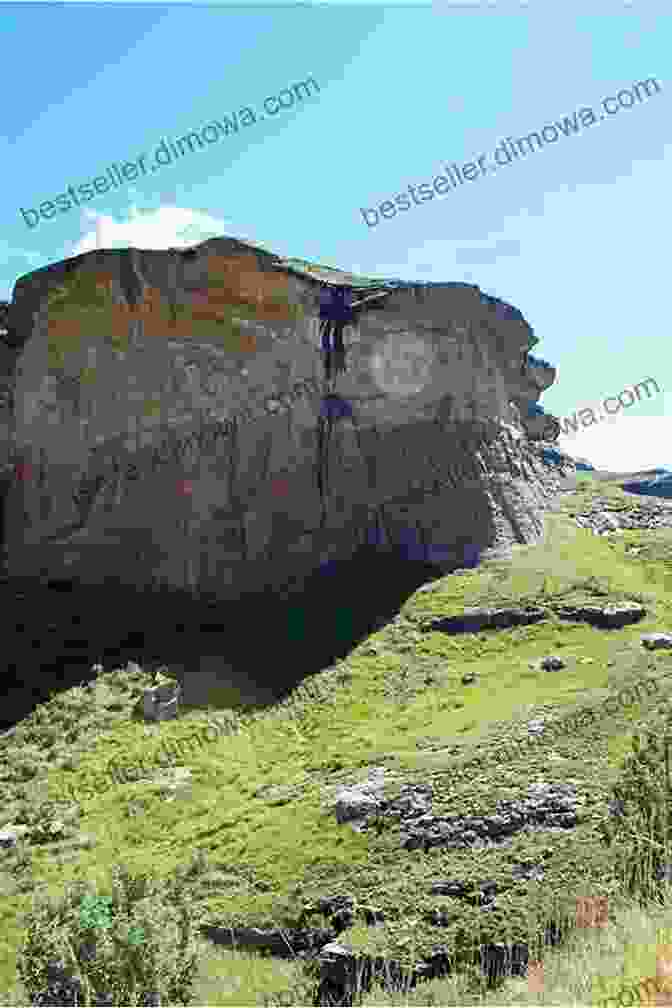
[
  {"xmin": 332, "ymin": 768, "xmax": 391, "ymax": 827},
  {"xmin": 317, "ymin": 942, "xmax": 357, "ymax": 980},
  {"xmin": 642, "ymin": 633, "xmax": 672, "ymax": 651},
  {"xmin": 527, "ymin": 720, "xmax": 546, "ymax": 734},
  {"xmin": 596, "ymin": 511, "xmax": 621, "ymax": 531},
  {"xmin": 540, "ymin": 655, "xmax": 565, "ymax": 671},
  {"xmin": 0, "ymin": 824, "xmax": 30, "ymax": 848},
  {"xmin": 334, "ymin": 786, "xmax": 382, "ymax": 825},
  {"xmin": 655, "ymin": 863, "xmax": 672, "ymax": 884},
  {"xmin": 143, "ymin": 681, "xmax": 181, "ymax": 721},
  {"xmin": 462, "ymin": 672, "xmax": 476, "ymax": 685},
  {"xmin": 608, "ymin": 797, "xmax": 626, "ymax": 819}
]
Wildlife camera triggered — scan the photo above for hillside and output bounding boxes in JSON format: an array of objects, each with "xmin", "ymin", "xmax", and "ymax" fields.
[{"xmin": 2, "ymin": 473, "xmax": 672, "ymax": 1006}]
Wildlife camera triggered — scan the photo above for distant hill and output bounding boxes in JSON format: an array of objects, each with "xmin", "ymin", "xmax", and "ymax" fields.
[
  {"xmin": 620, "ymin": 471, "xmax": 672, "ymax": 499},
  {"xmin": 540, "ymin": 451, "xmax": 671, "ymax": 486},
  {"xmin": 590, "ymin": 467, "xmax": 668, "ymax": 482}
]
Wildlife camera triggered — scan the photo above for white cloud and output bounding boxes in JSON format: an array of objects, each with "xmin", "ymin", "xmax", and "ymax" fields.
[
  {"xmin": 68, "ymin": 205, "xmax": 266, "ymax": 257},
  {"xmin": 558, "ymin": 414, "xmax": 671, "ymax": 471}
]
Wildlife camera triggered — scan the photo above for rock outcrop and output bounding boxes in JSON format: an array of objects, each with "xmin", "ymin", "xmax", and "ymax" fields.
[
  {"xmin": 1, "ymin": 237, "xmax": 565, "ymax": 599},
  {"xmin": 513, "ymin": 354, "xmax": 560, "ymax": 442},
  {"xmin": 571, "ymin": 495, "xmax": 672, "ymax": 534},
  {"xmin": 422, "ymin": 601, "xmax": 647, "ymax": 634}
]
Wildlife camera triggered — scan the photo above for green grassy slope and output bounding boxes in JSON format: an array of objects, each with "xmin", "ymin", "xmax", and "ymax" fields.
[{"xmin": 1, "ymin": 474, "xmax": 672, "ymax": 1005}]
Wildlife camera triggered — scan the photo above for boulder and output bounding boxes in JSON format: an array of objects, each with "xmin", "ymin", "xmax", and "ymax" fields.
[
  {"xmin": 425, "ymin": 606, "xmax": 548, "ymax": 634},
  {"xmin": 199, "ymin": 922, "xmax": 334, "ymax": 957},
  {"xmin": 1, "ymin": 238, "xmax": 564, "ymax": 600},
  {"xmin": 334, "ymin": 769, "xmax": 388, "ymax": 827},
  {"xmin": 556, "ymin": 602, "xmax": 646, "ymax": 628},
  {"xmin": 142, "ymin": 680, "xmax": 181, "ymax": 721}
]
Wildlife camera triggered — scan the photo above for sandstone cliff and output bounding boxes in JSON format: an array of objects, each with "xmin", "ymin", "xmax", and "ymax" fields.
[{"xmin": 0, "ymin": 237, "xmax": 564, "ymax": 598}]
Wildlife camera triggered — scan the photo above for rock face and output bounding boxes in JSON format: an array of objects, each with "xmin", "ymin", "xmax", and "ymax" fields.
[
  {"xmin": 514, "ymin": 355, "xmax": 559, "ymax": 442},
  {"xmin": 1, "ymin": 237, "xmax": 564, "ymax": 599},
  {"xmin": 0, "ymin": 303, "xmax": 16, "ymax": 526}
]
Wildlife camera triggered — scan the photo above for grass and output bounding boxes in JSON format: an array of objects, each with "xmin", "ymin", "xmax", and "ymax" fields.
[{"xmin": 1, "ymin": 473, "xmax": 672, "ymax": 1005}]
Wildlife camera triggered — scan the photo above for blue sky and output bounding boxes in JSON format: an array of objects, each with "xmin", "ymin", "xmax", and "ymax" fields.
[{"xmin": 2, "ymin": 2, "xmax": 670, "ymax": 471}]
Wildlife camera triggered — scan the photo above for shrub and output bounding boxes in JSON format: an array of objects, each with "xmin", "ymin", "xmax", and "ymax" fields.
[
  {"xmin": 600, "ymin": 718, "xmax": 672, "ymax": 905},
  {"xmin": 16, "ymin": 862, "xmax": 202, "ymax": 1006}
]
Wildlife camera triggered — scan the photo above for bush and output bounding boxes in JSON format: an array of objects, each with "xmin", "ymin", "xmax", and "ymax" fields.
[
  {"xmin": 16, "ymin": 862, "xmax": 202, "ymax": 1006},
  {"xmin": 600, "ymin": 719, "xmax": 672, "ymax": 905}
]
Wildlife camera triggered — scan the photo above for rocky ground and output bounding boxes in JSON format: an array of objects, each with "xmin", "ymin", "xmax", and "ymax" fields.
[
  {"xmin": 2, "ymin": 472, "xmax": 672, "ymax": 1006},
  {"xmin": 567, "ymin": 492, "xmax": 672, "ymax": 535}
]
